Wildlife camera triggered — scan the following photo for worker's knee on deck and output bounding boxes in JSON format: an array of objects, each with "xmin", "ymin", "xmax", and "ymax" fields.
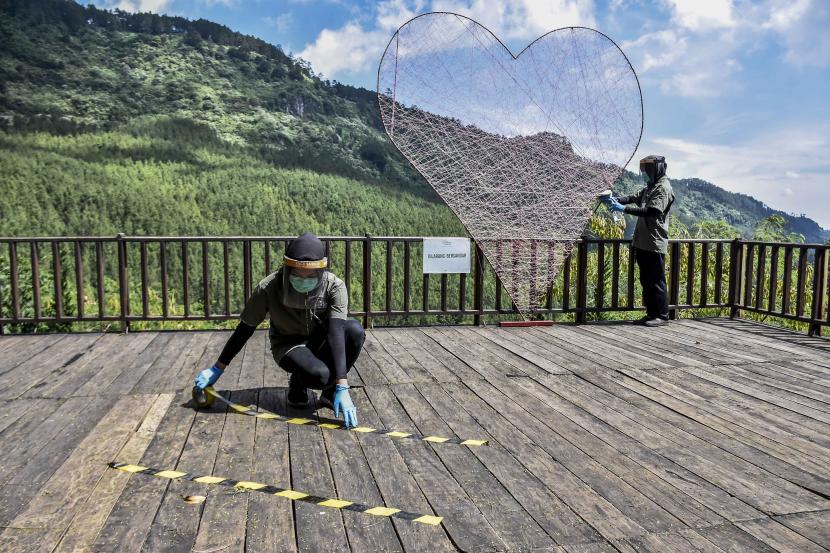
[{"xmin": 344, "ymin": 318, "xmax": 366, "ymax": 347}]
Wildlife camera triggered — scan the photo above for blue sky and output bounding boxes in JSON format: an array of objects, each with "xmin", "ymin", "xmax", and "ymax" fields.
[{"xmin": 90, "ymin": 0, "xmax": 830, "ymax": 228}]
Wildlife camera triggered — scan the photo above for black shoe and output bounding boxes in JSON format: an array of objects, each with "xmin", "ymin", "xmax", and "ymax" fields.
[
  {"xmin": 633, "ymin": 315, "xmax": 651, "ymax": 325},
  {"xmin": 643, "ymin": 317, "xmax": 668, "ymax": 327},
  {"xmin": 318, "ymin": 386, "xmax": 335, "ymax": 410},
  {"xmin": 287, "ymin": 376, "xmax": 310, "ymax": 409}
]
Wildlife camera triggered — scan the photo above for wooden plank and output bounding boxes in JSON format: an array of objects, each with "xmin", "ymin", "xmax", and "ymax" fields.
[
  {"xmin": 362, "ymin": 331, "xmax": 412, "ymax": 384},
  {"xmin": 373, "ymin": 328, "xmax": 435, "ymax": 382},
  {"xmin": 698, "ymin": 522, "xmax": 780, "ymax": 553},
  {"xmin": 348, "ymin": 388, "xmax": 456, "ymax": 552},
  {"xmin": 364, "ymin": 385, "xmax": 508, "ymax": 552},
  {"xmin": 19, "ymin": 333, "xmax": 124, "ymax": 399},
  {"xmin": 322, "ymin": 403, "xmax": 404, "ymax": 552},
  {"xmin": 392, "ymin": 383, "xmax": 559, "ymax": 552},
  {"xmin": 623, "ymin": 529, "xmax": 727, "ymax": 553},
  {"xmin": 132, "ymin": 333, "xmax": 207, "ymax": 394},
  {"xmin": 576, "ymin": 324, "xmax": 709, "ymax": 368},
  {"xmin": 0, "ymin": 394, "xmax": 155, "ymax": 553},
  {"xmin": 681, "ymin": 364, "xmax": 830, "ymax": 424},
  {"xmin": 401, "ymin": 327, "xmax": 480, "ymax": 382},
  {"xmin": 774, "ymin": 510, "xmax": 830, "ymax": 549},
  {"xmin": 0, "ymin": 397, "xmax": 39, "ymax": 435},
  {"xmin": 154, "ymin": 331, "xmax": 213, "ymax": 392},
  {"xmin": 464, "ymin": 376, "xmax": 714, "ymax": 534},
  {"xmin": 389, "ymin": 328, "xmax": 460, "ymax": 382},
  {"xmin": 467, "ymin": 326, "xmax": 572, "ymax": 374},
  {"xmin": 71, "ymin": 333, "xmax": 159, "ymax": 396},
  {"xmin": 138, "ymin": 390, "xmax": 231, "ymax": 553},
  {"xmin": 0, "ymin": 395, "xmax": 117, "ymax": 526},
  {"xmin": 540, "ymin": 369, "xmax": 765, "ymax": 522},
  {"xmin": 0, "ymin": 335, "xmax": 54, "ymax": 367},
  {"xmin": 451, "ymin": 326, "xmax": 557, "ymax": 377},
  {"xmin": 508, "ymin": 374, "xmax": 731, "ymax": 528},
  {"xmin": 417, "ymin": 381, "xmax": 610, "ymax": 546},
  {"xmin": 736, "ymin": 516, "xmax": 830, "ymax": 553},
  {"xmin": 191, "ymin": 390, "xmax": 259, "ymax": 553},
  {"xmin": 423, "ymin": 326, "xmax": 533, "ymax": 382},
  {"xmin": 653, "ymin": 367, "xmax": 830, "ymax": 458},
  {"xmin": 0, "ymin": 398, "xmax": 62, "ymax": 482},
  {"xmin": 103, "ymin": 333, "xmax": 175, "ymax": 396},
  {"xmin": 53, "ymin": 393, "xmax": 174, "ymax": 553},
  {"xmin": 92, "ymin": 389, "xmax": 198, "ymax": 553},
  {"xmin": 233, "ymin": 330, "xmax": 267, "ymax": 391},
  {"xmin": 288, "ymin": 407, "xmax": 350, "ymax": 552},
  {"xmin": 2, "ymin": 334, "xmax": 102, "ymax": 399},
  {"xmin": 245, "ymin": 388, "xmax": 296, "ymax": 553},
  {"xmin": 606, "ymin": 369, "xmax": 830, "ymax": 514}
]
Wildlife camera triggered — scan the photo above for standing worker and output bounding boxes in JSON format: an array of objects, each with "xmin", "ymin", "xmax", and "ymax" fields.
[
  {"xmin": 605, "ymin": 155, "xmax": 675, "ymax": 326},
  {"xmin": 193, "ymin": 231, "xmax": 365, "ymax": 427}
]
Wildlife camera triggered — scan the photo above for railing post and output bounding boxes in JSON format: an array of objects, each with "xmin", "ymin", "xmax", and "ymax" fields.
[
  {"xmin": 473, "ymin": 241, "xmax": 484, "ymax": 326},
  {"xmin": 727, "ymin": 238, "xmax": 743, "ymax": 318},
  {"xmin": 809, "ymin": 246, "xmax": 827, "ymax": 337},
  {"xmin": 117, "ymin": 233, "xmax": 130, "ymax": 333},
  {"xmin": 667, "ymin": 241, "xmax": 681, "ymax": 320},
  {"xmin": 362, "ymin": 233, "xmax": 372, "ymax": 329},
  {"xmin": 575, "ymin": 239, "xmax": 588, "ymax": 324}
]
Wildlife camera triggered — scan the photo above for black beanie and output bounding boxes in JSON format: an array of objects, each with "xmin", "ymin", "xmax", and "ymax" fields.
[{"xmin": 286, "ymin": 231, "xmax": 325, "ymax": 261}]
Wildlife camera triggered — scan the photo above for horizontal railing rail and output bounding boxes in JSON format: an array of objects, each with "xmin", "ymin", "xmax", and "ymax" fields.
[{"xmin": 0, "ymin": 235, "xmax": 826, "ymax": 335}]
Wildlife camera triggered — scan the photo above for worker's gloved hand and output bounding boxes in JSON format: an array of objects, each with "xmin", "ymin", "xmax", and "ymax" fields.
[
  {"xmin": 607, "ymin": 198, "xmax": 626, "ymax": 212},
  {"xmin": 194, "ymin": 364, "xmax": 223, "ymax": 389},
  {"xmin": 333, "ymin": 384, "xmax": 358, "ymax": 428}
]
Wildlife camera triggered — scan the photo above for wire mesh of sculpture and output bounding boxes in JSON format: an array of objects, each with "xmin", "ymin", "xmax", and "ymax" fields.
[{"xmin": 377, "ymin": 13, "xmax": 643, "ymax": 313}]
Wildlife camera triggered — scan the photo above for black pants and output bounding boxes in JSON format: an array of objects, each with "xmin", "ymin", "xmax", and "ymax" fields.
[
  {"xmin": 278, "ymin": 318, "xmax": 365, "ymax": 390},
  {"xmin": 635, "ymin": 248, "xmax": 669, "ymax": 319}
]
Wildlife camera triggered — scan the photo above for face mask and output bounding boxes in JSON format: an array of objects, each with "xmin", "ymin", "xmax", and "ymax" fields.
[{"xmin": 289, "ymin": 274, "xmax": 318, "ymax": 293}]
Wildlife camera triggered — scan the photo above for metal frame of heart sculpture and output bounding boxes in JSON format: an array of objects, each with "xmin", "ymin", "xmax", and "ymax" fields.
[{"xmin": 377, "ymin": 12, "xmax": 643, "ymax": 314}]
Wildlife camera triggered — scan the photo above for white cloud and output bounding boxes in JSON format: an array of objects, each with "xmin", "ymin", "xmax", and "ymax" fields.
[
  {"xmin": 663, "ymin": 0, "xmax": 735, "ymax": 30},
  {"xmin": 622, "ymin": 29, "xmax": 742, "ymax": 98},
  {"xmin": 636, "ymin": 125, "xmax": 830, "ymax": 226},
  {"xmin": 298, "ymin": 0, "xmax": 597, "ymax": 79},
  {"xmin": 102, "ymin": 0, "xmax": 173, "ymax": 12},
  {"xmin": 762, "ymin": 0, "xmax": 830, "ymax": 68},
  {"xmin": 298, "ymin": 23, "xmax": 389, "ymax": 78},
  {"xmin": 431, "ymin": 0, "xmax": 596, "ymax": 41},
  {"xmin": 265, "ymin": 12, "xmax": 293, "ymax": 33}
]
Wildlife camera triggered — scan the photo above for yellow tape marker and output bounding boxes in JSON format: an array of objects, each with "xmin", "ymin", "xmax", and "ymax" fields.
[
  {"xmin": 203, "ymin": 387, "xmax": 488, "ymax": 447},
  {"xmin": 108, "ymin": 462, "xmax": 442, "ymax": 526},
  {"xmin": 318, "ymin": 498, "xmax": 353, "ymax": 508}
]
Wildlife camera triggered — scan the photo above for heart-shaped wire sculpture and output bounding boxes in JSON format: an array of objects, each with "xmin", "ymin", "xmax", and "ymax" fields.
[{"xmin": 377, "ymin": 12, "xmax": 642, "ymax": 313}]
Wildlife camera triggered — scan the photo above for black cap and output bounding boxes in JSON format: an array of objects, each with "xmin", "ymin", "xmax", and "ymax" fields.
[{"xmin": 286, "ymin": 231, "xmax": 325, "ymax": 261}]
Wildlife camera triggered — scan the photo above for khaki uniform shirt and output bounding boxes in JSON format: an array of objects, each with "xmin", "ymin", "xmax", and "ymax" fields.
[
  {"xmin": 240, "ymin": 269, "xmax": 348, "ymax": 363},
  {"xmin": 630, "ymin": 176, "xmax": 675, "ymax": 254}
]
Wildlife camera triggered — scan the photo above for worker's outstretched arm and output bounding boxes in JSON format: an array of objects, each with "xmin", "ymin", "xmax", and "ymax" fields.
[{"xmin": 194, "ymin": 321, "xmax": 256, "ymax": 389}]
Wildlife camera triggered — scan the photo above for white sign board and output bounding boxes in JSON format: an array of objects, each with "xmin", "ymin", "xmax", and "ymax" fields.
[{"xmin": 423, "ymin": 237, "xmax": 471, "ymax": 274}]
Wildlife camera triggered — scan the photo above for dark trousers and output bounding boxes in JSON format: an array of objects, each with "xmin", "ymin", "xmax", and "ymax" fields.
[
  {"xmin": 278, "ymin": 318, "xmax": 365, "ymax": 390},
  {"xmin": 635, "ymin": 248, "xmax": 669, "ymax": 319}
]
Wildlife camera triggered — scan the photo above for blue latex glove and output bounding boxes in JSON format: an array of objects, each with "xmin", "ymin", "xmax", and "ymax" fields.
[
  {"xmin": 333, "ymin": 384, "xmax": 358, "ymax": 428},
  {"xmin": 194, "ymin": 364, "xmax": 223, "ymax": 389},
  {"xmin": 608, "ymin": 198, "xmax": 626, "ymax": 212}
]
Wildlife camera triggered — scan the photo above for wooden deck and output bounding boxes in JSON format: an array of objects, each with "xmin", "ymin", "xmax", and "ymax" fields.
[{"xmin": 0, "ymin": 318, "xmax": 829, "ymax": 553}]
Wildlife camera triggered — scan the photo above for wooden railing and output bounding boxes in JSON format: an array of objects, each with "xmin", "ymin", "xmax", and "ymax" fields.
[{"xmin": 0, "ymin": 235, "xmax": 827, "ymax": 335}]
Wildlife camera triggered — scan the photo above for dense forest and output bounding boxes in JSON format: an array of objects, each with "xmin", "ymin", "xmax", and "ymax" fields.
[{"xmin": 0, "ymin": 0, "xmax": 827, "ymax": 333}]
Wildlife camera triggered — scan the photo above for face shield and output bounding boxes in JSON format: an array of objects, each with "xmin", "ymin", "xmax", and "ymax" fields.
[
  {"xmin": 281, "ymin": 255, "xmax": 327, "ymax": 309},
  {"xmin": 639, "ymin": 155, "xmax": 666, "ymax": 185}
]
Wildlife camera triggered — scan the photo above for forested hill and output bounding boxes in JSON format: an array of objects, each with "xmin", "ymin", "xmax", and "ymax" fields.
[{"xmin": 0, "ymin": 0, "xmax": 827, "ymax": 243}]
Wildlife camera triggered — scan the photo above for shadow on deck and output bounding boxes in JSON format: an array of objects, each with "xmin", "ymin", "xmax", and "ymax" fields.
[{"xmin": 0, "ymin": 318, "xmax": 829, "ymax": 552}]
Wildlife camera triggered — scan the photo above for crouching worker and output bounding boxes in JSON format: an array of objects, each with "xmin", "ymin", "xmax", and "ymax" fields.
[
  {"xmin": 605, "ymin": 155, "xmax": 675, "ymax": 326},
  {"xmin": 194, "ymin": 231, "xmax": 366, "ymax": 427}
]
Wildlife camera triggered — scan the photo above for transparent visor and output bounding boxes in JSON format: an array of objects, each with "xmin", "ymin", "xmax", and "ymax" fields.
[{"xmin": 280, "ymin": 257, "xmax": 327, "ymax": 309}]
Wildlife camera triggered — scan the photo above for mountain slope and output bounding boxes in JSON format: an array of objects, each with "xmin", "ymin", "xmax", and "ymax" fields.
[{"xmin": 0, "ymin": 0, "xmax": 826, "ymax": 243}]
